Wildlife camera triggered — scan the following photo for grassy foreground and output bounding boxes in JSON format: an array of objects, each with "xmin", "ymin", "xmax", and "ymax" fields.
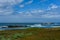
[{"xmin": 0, "ymin": 28, "xmax": 60, "ymax": 40}]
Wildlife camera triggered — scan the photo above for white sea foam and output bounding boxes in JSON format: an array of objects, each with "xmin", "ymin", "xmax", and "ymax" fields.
[
  {"xmin": 27, "ymin": 24, "xmax": 46, "ymax": 27},
  {"xmin": 0, "ymin": 26, "xmax": 8, "ymax": 28}
]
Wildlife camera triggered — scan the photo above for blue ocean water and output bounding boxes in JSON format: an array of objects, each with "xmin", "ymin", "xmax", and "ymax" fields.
[
  {"xmin": 0, "ymin": 23, "xmax": 38, "ymax": 26},
  {"xmin": 0, "ymin": 23, "xmax": 60, "ymax": 30},
  {"xmin": 0, "ymin": 23, "xmax": 40, "ymax": 30}
]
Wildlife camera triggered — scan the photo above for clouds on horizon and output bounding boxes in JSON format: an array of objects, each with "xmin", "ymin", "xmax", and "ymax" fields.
[
  {"xmin": 0, "ymin": 0, "xmax": 60, "ymax": 18},
  {"xmin": 0, "ymin": 0, "xmax": 24, "ymax": 15},
  {"xmin": 0, "ymin": 0, "xmax": 23, "ymax": 5},
  {"xmin": 47, "ymin": 4, "xmax": 59, "ymax": 10}
]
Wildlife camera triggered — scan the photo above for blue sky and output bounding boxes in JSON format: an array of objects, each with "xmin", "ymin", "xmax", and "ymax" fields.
[{"xmin": 0, "ymin": 0, "xmax": 60, "ymax": 23}]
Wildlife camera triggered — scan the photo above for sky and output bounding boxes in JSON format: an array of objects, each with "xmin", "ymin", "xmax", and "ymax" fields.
[{"xmin": 0, "ymin": 0, "xmax": 60, "ymax": 23}]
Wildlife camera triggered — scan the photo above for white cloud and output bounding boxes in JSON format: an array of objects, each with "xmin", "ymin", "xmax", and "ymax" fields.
[
  {"xmin": 0, "ymin": 0, "xmax": 23, "ymax": 5},
  {"xmin": 41, "ymin": 14, "xmax": 60, "ymax": 18},
  {"xmin": 18, "ymin": 11, "xmax": 33, "ymax": 16},
  {"xmin": 0, "ymin": 0, "xmax": 24, "ymax": 15},
  {"xmin": 19, "ymin": 0, "xmax": 33, "ymax": 8},
  {"xmin": 18, "ymin": 8, "xmax": 60, "ymax": 18},
  {"xmin": 18, "ymin": 10, "xmax": 44, "ymax": 17},
  {"xmin": 16, "ymin": 0, "xmax": 23, "ymax": 3},
  {"xmin": 31, "ymin": 10, "xmax": 44, "ymax": 13},
  {"xmin": 19, "ymin": 4, "xmax": 24, "ymax": 8},
  {"xmin": 0, "ymin": 6, "xmax": 13, "ymax": 15},
  {"xmin": 47, "ymin": 4, "xmax": 59, "ymax": 10},
  {"xmin": 51, "ymin": 5, "xmax": 58, "ymax": 9},
  {"xmin": 24, "ymin": 11, "xmax": 32, "ymax": 16},
  {"xmin": 41, "ymin": 11, "xmax": 60, "ymax": 18},
  {"xmin": 25, "ymin": 0, "xmax": 33, "ymax": 4},
  {"xmin": 38, "ymin": 10, "xmax": 44, "ymax": 12},
  {"xmin": 0, "ymin": 2, "xmax": 14, "ymax": 15},
  {"xmin": 44, "ymin": 4, "xmax": 60, "ymax": 18}
]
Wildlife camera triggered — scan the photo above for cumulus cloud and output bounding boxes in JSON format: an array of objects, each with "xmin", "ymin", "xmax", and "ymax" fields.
[
  {"xmin": 17, "ymin": 7, "xmax": 60, "ymax": 18},
  {"xmin": 19, "ymin": 0, "xmax": 33, "ymax": 8},
  {"xmin": 47, "ymin": 4, "xmax": 59, "ymax": 10},
  {"xmin": 0, "ymin": 0, "xmax": 23, "ymax": 5},
  {"xmin": 30, "ymin": 10, "xmax": 44, "ymax": 16},
  {"xmin": 18, "ymin": 11, "xmax": 32, "ymax": 16},
  {"xmin": 0, "ymin": 0, "xmax": 60, "ymax": 19},
  {"xmin": 0, "ymin": 4, "xmax": 13, "ymax": 15},
  {"xmin": 41, "ymin": 4, "xmax": 60, "ymax": 18},
  {"xmin": 19, "ymin": 4, "xmax": 24, "ymax": 8},
  {"xmin": 41, "ymin": 14, "xmax": 60, "ymax": 18},
  {"xmin": 18, "ymin": 9, "xmax": 45, "ymax": 17},
  {"xmin": 25, "ymin": 0, "xmax": 33, "ymax": 4},
  {"xmin": 31, "ymin": 10, "xmax": 44, "ymax": 13},
  {"xmin": 0, "ymin": 0, "xmax": 24, "ymax": 15},
  {"xmin": 51, "ymin": 5, "xmax": 58, "ymax": 9},
  {"xmin": 38, "ymin": 10, "xmax": 44, "ymax": 12},
  {"xmin": 41, "ymin": 11, "xmax": 60, "ymax": 18},
  {"xmin": 0, "ymin": 6, "xmax": 14, "ymax": 15}
]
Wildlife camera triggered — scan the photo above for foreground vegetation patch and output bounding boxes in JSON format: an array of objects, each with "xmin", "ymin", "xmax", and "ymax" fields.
[{"xmin": 0, "ymin": 28, "xmax": 60, "ymax": 40}]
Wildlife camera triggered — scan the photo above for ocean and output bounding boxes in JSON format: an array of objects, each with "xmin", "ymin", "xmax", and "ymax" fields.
[
  {"xmin": 0, "ymin": 23, "xmax": 60, "ymax": 30},
  {"xmin": 0, "ymin": 23, "xmax": 41, "ymax": 30},
  {"xmin": 0, "ymin": 23, "xmax": 38, "ymax": 26}
]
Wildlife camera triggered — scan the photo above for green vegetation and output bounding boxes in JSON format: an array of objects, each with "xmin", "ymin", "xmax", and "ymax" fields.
[{"xmin": 0, "ymin": 28, "xmax": 60, "ymax": 40}]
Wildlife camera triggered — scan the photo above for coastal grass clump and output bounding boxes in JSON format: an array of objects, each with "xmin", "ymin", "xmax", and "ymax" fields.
[{"xmin": 11, "ymin": 32, "xmax": 33, "ymax": 39}]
